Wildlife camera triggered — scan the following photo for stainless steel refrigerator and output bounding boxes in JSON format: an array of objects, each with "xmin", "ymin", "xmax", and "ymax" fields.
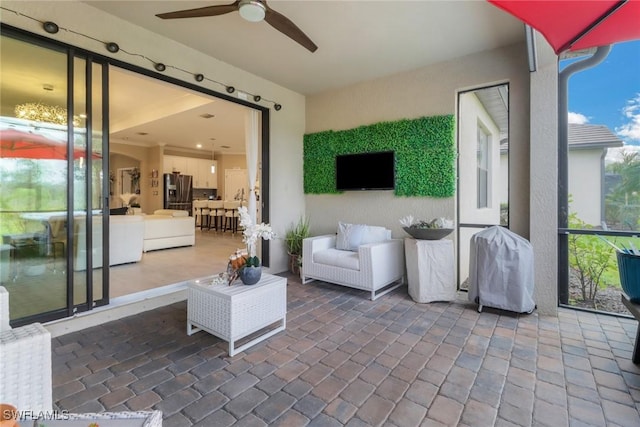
[{"xmin": 163, "ymin": 173, "xmax": 193, "ymax": 213}]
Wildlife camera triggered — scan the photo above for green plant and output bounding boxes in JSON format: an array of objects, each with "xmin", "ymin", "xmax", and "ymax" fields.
[
  {"xmin": 303, "ymin": 115, "xmax": 456, "ymax": 197},
  {"xmin": 568, "ymin": 213, "xmax": 614, "ymax": 303},
  {"xmin": 285, "ymin": 216, "xmax": 310, "ymax": 257}
]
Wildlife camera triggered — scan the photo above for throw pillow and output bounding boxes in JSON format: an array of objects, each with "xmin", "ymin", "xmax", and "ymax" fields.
[
  {"xmin": 336, "ymin": 222, "xmax": 366, "ymax": 251},
  {"xmin": 361, "ymin": 225, "xmax": 390, "ymax": 244}
]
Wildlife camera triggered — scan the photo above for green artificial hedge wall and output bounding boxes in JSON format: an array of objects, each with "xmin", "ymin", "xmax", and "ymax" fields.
[{"xmin": 304, "ymin": 115, "xmax": 456, "ymax": 197}]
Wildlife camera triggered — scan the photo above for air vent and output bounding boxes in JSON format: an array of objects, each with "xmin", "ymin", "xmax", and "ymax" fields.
[{"xmin": 199, "ymin": 113, "xmax": 215, "ymax": 119}]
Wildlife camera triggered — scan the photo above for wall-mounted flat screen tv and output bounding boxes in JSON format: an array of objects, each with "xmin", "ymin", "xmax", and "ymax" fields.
[{"xmin": 336, "ymin": 151, "xmax": 395, "ymax": 191}]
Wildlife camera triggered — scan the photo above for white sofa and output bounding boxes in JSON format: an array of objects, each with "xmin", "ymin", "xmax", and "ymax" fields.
[
  {"xmin": 0, "ymin": 286, "xmax": 52, "ymax": 412},
  {"xmin": 74, "ymin": 215, "xmax": 145, "ymax": 270},
  {"xmin": 143, "ymin": 209, "xmax": 195, "ymax": 252},
  {"xmin": 302, "ymin": 222, "xmax": 405, "ymax": 300}
]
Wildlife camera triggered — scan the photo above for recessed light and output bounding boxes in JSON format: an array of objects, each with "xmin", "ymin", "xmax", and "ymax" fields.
[
  {"xmin": 221, "ymin": 145, "xmax": 230, "ymax": 149},
  {"xmin": 196, "ymin": 144, "xmax": 202, "ymax": 148},
  {"xmin": 199, "ymin": 113, "xmax": 215, "ymax": 119},
  {"xmin": 136, "ymin": 132, "xmax": 148, "ymax": 136},
  {"xmin": 209, "ymin": 138, "xmax": 216, "ymax": 141}
]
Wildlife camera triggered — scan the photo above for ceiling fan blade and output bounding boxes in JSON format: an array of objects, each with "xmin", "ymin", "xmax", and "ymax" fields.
[
  {"xmin": 263, "ymin": 5, "xmax": 317, "ymax": 52},
  {"xmin": 156, "ymin": 2, "xmax": 240, "ymax": 19}
]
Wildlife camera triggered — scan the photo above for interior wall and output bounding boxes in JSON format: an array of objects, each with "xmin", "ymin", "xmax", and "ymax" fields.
[
  {"xmin": 0, "ymin": 0, "xmax": 306, "ymax": 273},
  {"xmin": 110, "ymin": 142, "xmax": 153, "ymax": 213},
  {"xmin": 109, "ymin": 153, "xmax": 138, "ymax": 208},
  {"xmin": 305, "ymin": 43, "xmax": 530, "ymax": 241}
]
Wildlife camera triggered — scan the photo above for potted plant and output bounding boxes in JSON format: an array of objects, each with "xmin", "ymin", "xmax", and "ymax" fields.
[
  {"xmin": 236, "ymin": 206, "xmax": 275, "ymax": 285},
  {"xmin": 285, "ymin": 216, "xmax": 310, "ymax": 275}
]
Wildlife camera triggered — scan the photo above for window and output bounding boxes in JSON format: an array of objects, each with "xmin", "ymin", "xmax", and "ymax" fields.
[{"xmin": 477, "ymin": 123, "xmax": 491, "ymax": 209}]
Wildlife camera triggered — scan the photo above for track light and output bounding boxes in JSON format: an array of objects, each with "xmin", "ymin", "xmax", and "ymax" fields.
[
  {"xmin": 106, "ymin": 42, "xmax": 120, "ymax": 53},
  {"xmin": 10, "ymin": 10, "xmax": 285, "ymax": 112},
  {"xmin": 43, "ymin": 21, "xmax": 59, "ymax": 34}
]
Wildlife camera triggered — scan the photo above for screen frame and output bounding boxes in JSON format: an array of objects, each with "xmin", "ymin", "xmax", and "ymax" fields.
[{"xmin": 335, "ymin": 151, "xmax": 396, "ymax": 191}]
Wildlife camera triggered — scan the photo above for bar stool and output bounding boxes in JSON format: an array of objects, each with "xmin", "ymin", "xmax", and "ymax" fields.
[
  {"xmin": 207, "ymin": 200, "xmax": 225, "ymax": 231},
  {"xmin": 223, "ymin": 201, "xmax": 242, "ymax": 233},
  {"xmin": 193, "ymin": 200, "xmax": 210, "ymax": 229}
]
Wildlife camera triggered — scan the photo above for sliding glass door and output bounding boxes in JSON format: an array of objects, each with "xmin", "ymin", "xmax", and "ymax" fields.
[{"xmin": 0, "ymin": 30, "xmax": 109, "ymax": 325}]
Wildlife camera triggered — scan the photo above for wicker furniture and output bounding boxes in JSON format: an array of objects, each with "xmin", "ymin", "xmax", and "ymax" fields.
[
  {"xmin": 187, "ymin": 273, "xmax": 287, "ymax": 356},
  {"xmin": 0, "ymin": 286, "xmax": 52, "ymax": 412},
  {"xmin": 302, "ymin": 227, "xmax": 405, "ymax": 300},
  {"xmin": 29, "ymin": 411, "xmax": 163, "ymax": 426}
]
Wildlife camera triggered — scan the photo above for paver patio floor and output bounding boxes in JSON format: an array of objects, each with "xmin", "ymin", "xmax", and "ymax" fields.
[{"xmin": 51, "ymin": 273, "xmax": 640, "ymax": 426}]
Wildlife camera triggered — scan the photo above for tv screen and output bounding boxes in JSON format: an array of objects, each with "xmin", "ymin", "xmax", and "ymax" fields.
[{"xmin": 336, "ymin": 151, "xmax": 395, "ymax": 191}]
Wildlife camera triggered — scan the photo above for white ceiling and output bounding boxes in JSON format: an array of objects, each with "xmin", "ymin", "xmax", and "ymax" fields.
[{"xmin": 86, "ymin": 0, "xmax": 525, "ymax": 95}]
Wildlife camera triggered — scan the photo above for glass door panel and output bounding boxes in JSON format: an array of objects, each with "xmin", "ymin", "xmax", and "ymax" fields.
[
  {"xmin": 0, "ymin": 35, "xmax": 70, "ymax": 321},
  {"xmin": 457, "ymin": 84, "xmax": 509, "ymax": 290}
]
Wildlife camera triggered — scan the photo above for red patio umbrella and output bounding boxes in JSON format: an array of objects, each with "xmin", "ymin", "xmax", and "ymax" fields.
[
  {"xmin": 0, "ymin": 128, "xmax": 101, "ymax": 160},
  {"xmin": 488, "ymin": 0, "xmax": 640, "ymax": 54}
]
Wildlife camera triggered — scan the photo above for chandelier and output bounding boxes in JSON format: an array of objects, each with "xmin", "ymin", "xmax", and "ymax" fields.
[{"xmin": 14, "ymin": 102, "xmax": 81, "ymax": 126}]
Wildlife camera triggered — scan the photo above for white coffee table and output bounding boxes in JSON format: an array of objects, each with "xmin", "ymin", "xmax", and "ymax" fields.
[{"xmin": 187, "ymin": 273, "xmax": 287, "ymax": 356}]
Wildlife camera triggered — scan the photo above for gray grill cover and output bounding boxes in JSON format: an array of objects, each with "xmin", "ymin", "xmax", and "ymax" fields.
[{"xmin": 468, "ymin": 226, "xmax": 535, "ymax": 313}]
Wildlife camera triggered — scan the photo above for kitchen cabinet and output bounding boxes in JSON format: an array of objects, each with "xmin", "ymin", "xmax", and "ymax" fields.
[
  {"xmin": 163, "ymin": 156, "xmax": 217, "ymax": 189},
  {"xmin": 163, "ymin": 155, "xmax": 188, "ymax": 175},
  {"xmin": 195, "ymin": 160, "xmax": 217, "ymax": 189}
]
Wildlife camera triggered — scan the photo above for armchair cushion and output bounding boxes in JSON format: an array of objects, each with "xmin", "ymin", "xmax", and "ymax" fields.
[
  {"xmin": 336, "ymin": 222, "xmax": 391, "ymax": 251},
  {"xmin": 313, "ymin": 248, "xmax": 360, "ymax": 270},
  {"xmin": 361, "ymin": 224, "xmax": 391, "ymax": 244},
  {"xmin": 336, "ymin": 222, "xmax": 366, "ymax": 251}
]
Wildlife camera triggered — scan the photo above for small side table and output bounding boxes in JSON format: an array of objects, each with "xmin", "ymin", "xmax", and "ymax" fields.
[
  {"xmin": 404, "ymin": 238, "xmax": 456, "ymax": 303},
  {"xmin": 187, "ymin": 273, "xmax": 287, "ymax": 356},
  {"xmin": 621, "ymin": 294, "xmax": 640, "ymax": 364}
]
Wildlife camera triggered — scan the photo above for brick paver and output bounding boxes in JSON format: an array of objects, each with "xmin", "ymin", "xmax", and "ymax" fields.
[{"xmin": 50, "ymin": 273, "xmax": 640, "ymax": 425}]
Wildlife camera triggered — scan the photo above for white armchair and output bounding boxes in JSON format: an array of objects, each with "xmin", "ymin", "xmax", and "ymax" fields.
[
  {"xmin": 0, "ymin": 286, "xmax": 52, "ymax": 412},
  {"xmin": 301, "ymin": 223, "xmax": 405, "ymax": 300}
]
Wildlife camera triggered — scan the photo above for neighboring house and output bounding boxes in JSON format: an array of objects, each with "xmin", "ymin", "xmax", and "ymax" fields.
[{"xmin": 500, "ymin": 123, "xmax": 623, "ymax": 226}]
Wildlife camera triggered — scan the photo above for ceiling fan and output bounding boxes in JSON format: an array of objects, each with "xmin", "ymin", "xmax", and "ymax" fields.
[{"xmin": 156, "ymin": 0, "xmax": 318, "ymax": 52}]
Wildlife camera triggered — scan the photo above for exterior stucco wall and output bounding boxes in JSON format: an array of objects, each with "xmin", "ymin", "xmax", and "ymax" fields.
[
  {"xmin": 530, "ymin": 36, "xmax": 559, "ymax": 315},
  {"xmin": 306, "ymin": 43, "xmax": 530, "ymax": 242},
  {"xmin": 569, "ymin": 149, "xmax": 605, "ymax": 226}
]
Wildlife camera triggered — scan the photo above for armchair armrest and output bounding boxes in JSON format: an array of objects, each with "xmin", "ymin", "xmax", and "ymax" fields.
[
  {"xmin": 358, "ymin": 239, "xmax": 405, "ymax": 286},
  {"xmin": 303, "ymin": 234, "xmax": 336, "ymax": 257}
]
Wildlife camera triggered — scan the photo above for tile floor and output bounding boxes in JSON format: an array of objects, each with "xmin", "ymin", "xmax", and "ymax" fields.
[{"xmin": 51, "ymin": 274, "xmax": 640, "ymax": 426}]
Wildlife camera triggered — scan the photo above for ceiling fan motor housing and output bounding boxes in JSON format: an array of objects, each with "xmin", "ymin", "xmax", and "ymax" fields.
[{"xmin": 239, "ymin": 0, "xmax": 266, "ymax": 22}]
